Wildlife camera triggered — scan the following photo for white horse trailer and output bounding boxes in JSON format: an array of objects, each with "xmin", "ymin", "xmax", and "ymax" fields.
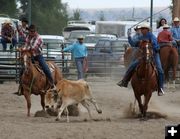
[{"xmin": 95, "ymin": 21, "xmax": 157, "ymax": 38}]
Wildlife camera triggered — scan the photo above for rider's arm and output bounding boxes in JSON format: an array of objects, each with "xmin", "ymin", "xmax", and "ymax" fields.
[
  {"xmin": 63, "ymin": 43, "xmax": 75, "ymax": 52},
  {"xmin": 151, "ymin": 34, "xmax": 160, "ymax": 52}
]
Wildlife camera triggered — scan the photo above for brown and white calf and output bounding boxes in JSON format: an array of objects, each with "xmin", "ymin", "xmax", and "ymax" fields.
[{"xmin": 45, "ymin": 79, "xmax": 102, "ymax": 122}]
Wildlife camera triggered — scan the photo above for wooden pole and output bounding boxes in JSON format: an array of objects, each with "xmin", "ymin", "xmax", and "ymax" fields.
[{"xmin": 173, "ymin": 0, "xmax": 180, "ymax": 19}]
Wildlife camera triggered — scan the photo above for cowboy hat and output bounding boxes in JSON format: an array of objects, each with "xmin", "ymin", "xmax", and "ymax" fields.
[
  {"xmin": 163, "ymin": 24, "xmax": 170, "ymax": 29},
  {"xmin": 173, "ymin": 17, "xmax": 180, "ymax": 22},
  {"xmin": 4, "ymin": 20, "xmax": 12, "ymax": 25},
  {"xmin": 134, "ymin": 25, "xmax": 141, "ymax": 31},
  {"xmin": 77, "ymin": 35, "xmax": 84, "ymax": 39},
  {"xmin": 140, "ymin": 23, "xmax": 150, "ymax": 29}
]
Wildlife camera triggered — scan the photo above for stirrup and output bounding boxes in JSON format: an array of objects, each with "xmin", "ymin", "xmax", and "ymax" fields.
[
  {"xmin": 158, "ymin": 88, "xmax": 165, "ymax": 96},
  {"xmin": 117, "ymin": 80, "xmax": 128, "ymax": 87}
]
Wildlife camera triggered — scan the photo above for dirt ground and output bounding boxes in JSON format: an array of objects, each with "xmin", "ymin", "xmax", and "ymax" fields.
[{"xmin": 0, "ymin": 78, "xmax": 180, "ymax": 139}]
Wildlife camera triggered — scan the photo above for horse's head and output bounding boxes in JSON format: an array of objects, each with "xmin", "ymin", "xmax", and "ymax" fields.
[
  {"xmin": 18, "ymin": 47, "xmax": 33, "ymax": 71},
  {"xmin": 139, "ymin": 40, "xmax": 153, "ymax": 62}
]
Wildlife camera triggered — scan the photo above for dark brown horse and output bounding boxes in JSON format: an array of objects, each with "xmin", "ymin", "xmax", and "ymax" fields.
[
  {"xmin": 131, "ymin": 40, "xmax": 158, "ymax": 119},
  {"xmin": 19, "ymin": 48, "xmax": 63, "ymax": 116},
  {"xmin": 160, "ymin": 45, "xmax": 178, "ymax": 88}
]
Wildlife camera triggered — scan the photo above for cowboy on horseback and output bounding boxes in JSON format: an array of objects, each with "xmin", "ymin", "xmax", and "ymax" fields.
[
  {"xmin": 117, "ymin": 23, "xmax": 165, "ymax": 96},
  {"xmin": 157, "ymin": 24, "xmax": 173, "ymax": 47},
  {"xmin": 23, "ymin": 24, "xmax": 57, "ymax": 91}
]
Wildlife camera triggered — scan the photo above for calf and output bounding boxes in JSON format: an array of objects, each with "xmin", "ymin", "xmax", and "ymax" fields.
[{"xmin": 45, "ymin": 79, "xmax": 102, "ymax": 122}]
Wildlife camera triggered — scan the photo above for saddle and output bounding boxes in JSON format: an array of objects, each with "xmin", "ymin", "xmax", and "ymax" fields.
[{"xmin": 33, "ymin": 62, "xmax": 55, "ymax": 75}]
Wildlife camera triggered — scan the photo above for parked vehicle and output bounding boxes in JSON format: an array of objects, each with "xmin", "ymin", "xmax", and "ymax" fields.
[
  {"xmin": 41, "ymin": 35, "xmax": 71, "ymax": 72},
  {"xmin": 95, "ymin": 21, "xmax": 157, "ymax": 37},
  {"xmin": 87, "ymin": 38, "xmax": 129, "ymax": 73},
  {"xmin": 63, "ymin": 20, "xmax": 95, "ymax": 40},
  {"xmin": 66, "ymin": 30, "xmax": 93, "ymax": 44},
  {"xmin": 84, "ymin": 33, "xmax": 117, "ymax": 53}
]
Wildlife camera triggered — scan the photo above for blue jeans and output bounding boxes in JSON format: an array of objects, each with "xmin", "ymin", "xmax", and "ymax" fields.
[
  {"xmin": 1, "ymin": 37, "xmax": 17, "ymax": 50},
  {"xmin": 33, "ymin": 55, "xmax": 54, "ymax": 84},
  {"xmin": 124, "ymin": 52, "xmax": 164, "ymax": 89},
  {"xmin": 75, "ymin": 57, "xmax": 85, "ymax": 80}
]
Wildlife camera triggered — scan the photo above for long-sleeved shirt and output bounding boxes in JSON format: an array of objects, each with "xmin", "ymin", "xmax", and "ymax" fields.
[
  {"xmin": 25, "ymin": 32, "xmax": 43, "ymax": 56},
  {"xmin": 17, "ymin": 25, "xmax": 29, "ymax": 40},
  {"xmin": 63, "ymin": 42, "xmax": 87, "ymax": 58},
  {"xmin": 130, "ymin": 32, "xmax": 159, "ymax": 52},
  {"xmin": 171, "ymin": 25, "xmax": 180, "ymax": 40},
  {"xmin": 1, "ymin": 25, "xmax": 15, "ymax": 38},
  {"xmin": 157, "ymin": 30, "xmax": 173, "ymax": 43},
  {"xmin": 128, "ymin": 33, "xmax": 142, "ymax": 47}
]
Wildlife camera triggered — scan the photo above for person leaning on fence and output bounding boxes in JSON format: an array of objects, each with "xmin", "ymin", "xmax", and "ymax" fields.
[
  {"xmin": 117, "ymin": 23, "xmax": 165, "ymax": 96},
  {"xmin": 62, "ymin": 35, "xmax": 88, "ymax": 80},
  {"xmin": 157, "ymin": 24, "xmax": 173, "ymax": 47},
  {"xmin": 23, "ymin": 24, "xmax": 57, "ymax": 91},
  {"xmin": 1, "ymin": 20, "xmax": 17, "ymax": 51},
  {"xmin": 17, "ymin": 17, "xmax": 29, "ymax": 44}
]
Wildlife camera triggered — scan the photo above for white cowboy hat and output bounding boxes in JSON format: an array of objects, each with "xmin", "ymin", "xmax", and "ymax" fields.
[
  {"xmin": 134, "ymin": 25, "xmax": 141, "ymax": 31},
  {"xmin": 77, "ymin": 35, "xmax": 84, "ymax": 39},
  {"xmin": 140, "ymin": 23, "xmax": 150, "ymax": 29},
  {"xmin": 173, "ymin": 17, "xmax": 180, "ymax": 22},
  {"xmin": 163, "ymin": 24, "xmax": 170, "ymax": 29},
  {"xmin": 4, "ymin": 19, "xmax": 12, "ymax": 25}
]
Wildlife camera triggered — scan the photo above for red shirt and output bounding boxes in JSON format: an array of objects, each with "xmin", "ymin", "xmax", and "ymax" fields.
[{"xmin": 157, "ymin": 30, "xmax": 173, "ymax": 43}]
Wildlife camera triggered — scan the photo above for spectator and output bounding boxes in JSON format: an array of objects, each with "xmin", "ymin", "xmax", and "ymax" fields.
[
  {"xmin": 17, "ymin": 17, "xmax": 29, "ymax": 44},
  {"xmin": 157, "ymin": 24, "xmax": 173, "ymax": 47},
  {"xmin": 62, "ymin": 35, "xmax": 88, "ymax": 80},
  {"xmin": 171, "ymin": 17, "xmax": 180, "ymax": 54},
  {"xmin": 1, "ymin": 20, "xmax": 17, "ymax": 51},
  {"xmin": 156, "ymin": 18, "xmax": 167, "ymax": 36}
]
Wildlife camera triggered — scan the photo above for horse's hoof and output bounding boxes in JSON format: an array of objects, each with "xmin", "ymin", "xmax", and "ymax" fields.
[
  {"xmin": 140, "ymin": 117, "xmax": 148, "ymax": 121},
  {"xmin": 55, "ymin": 118, "xmax": 59, "ymax": 121}
]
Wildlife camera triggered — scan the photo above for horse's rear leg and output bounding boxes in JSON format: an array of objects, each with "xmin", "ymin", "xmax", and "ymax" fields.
[
  {"xmin": 24, "ymin": 91, "xmax": 31, "ymax": 116},
  {"xmin": 172, "ymin": 68, "xmax": 177, "ymax": 89},
  {"xmin": 40, "ymin": 94, "xmax": 45, "ymax": 111}
]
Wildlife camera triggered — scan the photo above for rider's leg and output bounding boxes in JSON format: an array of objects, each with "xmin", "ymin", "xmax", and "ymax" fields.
[
  {"xmin": 117, "ymin": 59, "xmax": 139, "ymax": 87},
  {"xmin": 1, "ymin": 38, "xmax": 7, "ymax": 51},
  {"xmin": 34, "ymin": 55, "xmax": 56, "ymax": 90},
  {"xmin": 154, "ymin": 53, "xmax": 165, "ymax": 96}
]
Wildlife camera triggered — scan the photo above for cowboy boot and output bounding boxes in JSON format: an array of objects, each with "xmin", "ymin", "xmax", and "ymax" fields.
[
  {"xmin": 117, "ymin": 67, "xmax": 135, "ymax": 87},
  {"xmin": 157, "ymin": 73, "xmax": 165, "ymax": 96}
]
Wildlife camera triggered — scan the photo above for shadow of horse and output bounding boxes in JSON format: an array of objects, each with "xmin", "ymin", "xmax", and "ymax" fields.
[
  {"xmin": 131, "ymin": 40, "xmax": 158, "ymax": 120},
  {"xmin": 160, "ymin": 45, "xmax": 178, "ymax": 89},
  {"xmin": 19, "ymin": 48, "xmax": 63, "ymax": 116}
]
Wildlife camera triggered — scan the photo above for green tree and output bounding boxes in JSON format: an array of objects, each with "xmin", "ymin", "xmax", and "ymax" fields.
[
  {"xmin": 0, "ymin": 0, "xmax": 17, "ymax": 18},
  {"xmin": 71, "ymin": 9, "xmax": 81, "ymax": 20},
  {"xmin": 18, "ymin": 0, "xmax": 69, "ymax": 35},
  {"xmin": 99, "ymin": 11, "xmax": 105, "ymax": 21}
]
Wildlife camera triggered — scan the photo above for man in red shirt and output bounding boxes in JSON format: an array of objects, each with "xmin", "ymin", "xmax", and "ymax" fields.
[{"xmin": 157, "ymin": 24, "xmax": 173, "ymax": 47}]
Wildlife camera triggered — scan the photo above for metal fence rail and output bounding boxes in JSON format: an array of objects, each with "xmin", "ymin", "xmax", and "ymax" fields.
[{"xmin": 0, "ymin": 42, "xmax": 179, "ymax": 85}]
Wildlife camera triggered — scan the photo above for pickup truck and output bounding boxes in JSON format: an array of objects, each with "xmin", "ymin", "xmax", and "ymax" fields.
[{"xmin": 87, "ymin": 38, "xmax": 129, "ymax": 74}]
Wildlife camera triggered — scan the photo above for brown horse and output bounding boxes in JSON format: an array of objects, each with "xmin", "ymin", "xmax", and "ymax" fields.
[
  {"xmin": 124, "ymin": 47, "xmax": 140, "ymax": 69},
  {"xmin": 160, "ymin": 45, "xmax": 178, "ymax": 88},
  {"xmin": 19, "ymin": 49, "xmax": 63, "ymax": 116},
  {"xmin": 131, "ymin": 40, "xmax": 158, "ymax": 120}
]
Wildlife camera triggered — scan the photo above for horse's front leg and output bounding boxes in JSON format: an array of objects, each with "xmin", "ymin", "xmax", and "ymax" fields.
[
  {"xmin": 142, "ymin": 92, "xmax": 152, "ymax": 120},
  {"xmin": 40, "ymin": 94, "xmax": 45, "ymax": 111},
  {"xmin": 24, "ymin": 90, "xmax": 31, "ymax": 116},
  {"xmin": 135, "ymin": 94, "xmax": 143, "ymax": 116}
]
